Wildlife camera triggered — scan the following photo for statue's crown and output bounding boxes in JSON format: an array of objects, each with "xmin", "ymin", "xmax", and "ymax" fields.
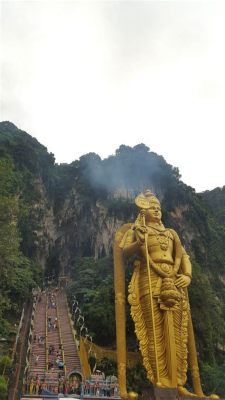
[
  {"xmin": 135, "ymin": 189, "xmax": 160, "ymax": 209},
  {"xmin": 144, "ymin": 189, "xmax": 160, "ymax": 205}
]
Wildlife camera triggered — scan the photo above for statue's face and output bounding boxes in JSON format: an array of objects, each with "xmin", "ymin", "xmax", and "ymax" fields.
[{"xmin": 145, "ymin": 203, "xmax": 162, "ymax": 222}]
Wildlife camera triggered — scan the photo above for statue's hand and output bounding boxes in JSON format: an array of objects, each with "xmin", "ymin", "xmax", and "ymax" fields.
[
  {"xmin": 135, "ymin": 225, "xmax": 147, "ymax": 245},
  {"xmin": 175, "ymin": 274, "xmax": 191, "ymax": 288}
]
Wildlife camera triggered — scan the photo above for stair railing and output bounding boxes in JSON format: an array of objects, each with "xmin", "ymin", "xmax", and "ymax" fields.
[
  {"xmin": 56, "ymin": 294, "xmax": 67, "ymax": 376},
  {"xmin": 66, "ymin": 296, "xmax": 80, "ymax": 351},
  {"xmin": 45, "ymin": 293, "xmax": 48, "ymax": 371}
]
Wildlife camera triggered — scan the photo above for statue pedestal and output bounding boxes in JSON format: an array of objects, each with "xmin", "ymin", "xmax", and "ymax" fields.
[
  {"xmin": 154, "ymin": 388, "xmax": 179, "ymax": 400},
  {"xmin": 141, "ymin": 386, "xmax": 223, "ymax": 400},
  {"xmin": 141, "ymin": 386, "xmax": 178, "ymax": 400}
]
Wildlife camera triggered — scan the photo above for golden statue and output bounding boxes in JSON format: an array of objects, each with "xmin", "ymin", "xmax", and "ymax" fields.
[{"xmin": 114, "ymin": 190, "xmax": 216, "ymax": 398}]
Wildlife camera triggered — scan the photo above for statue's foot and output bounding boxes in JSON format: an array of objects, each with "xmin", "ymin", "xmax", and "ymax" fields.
[
  {"xmin": 208, "ymin": 395, "xmax": 219, "ymax": 399},
  {"xmin": 128, "ymin": 392, "xmax": 139, "ymax": 400},
  {"xmin": 178, "ymin": 386, "xmax": 198, "ymax": 398}
]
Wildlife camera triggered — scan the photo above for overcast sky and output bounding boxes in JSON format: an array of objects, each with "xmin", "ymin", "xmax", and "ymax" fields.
[{"xmin": 1, "ymin": 1, "xmax": 225, "ymax": 192}]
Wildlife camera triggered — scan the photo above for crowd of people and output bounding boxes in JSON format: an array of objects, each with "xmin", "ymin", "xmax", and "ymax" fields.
[
  {"xmin": 83, "ymin": 372, "xmax": 119, "ymax": 398},
  {"xmin": 47, "ymin": 315, "xmax": 58, "ymax": 331},
  {"xmin": 33, "ymin": 333, "xmax": 45, "ymax": 346},
  {"xmin": 24, "ymin": 372, "xmax": 119, "ymax": 397},
  {"xmin": 23, "ymin": 373, "xmax": 56, "ymax": 395},
  {"xmin": 47, "ymin": 338, "xmax": 64, "ymax": 372}
]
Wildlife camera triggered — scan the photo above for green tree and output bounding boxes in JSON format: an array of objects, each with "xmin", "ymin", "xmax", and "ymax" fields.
[
  {"xmin": 0, "ymin": 155, "xmax": 41, "ymax": 336},
  {"xmin": 200, "ymin": 363, "xmax": 225, "ymax": 397},
  {"xmin": 0, "ymin": 375, "xmax": 7, "ymax": 399},
  {"xmin": 0, "ymin": 356, "xmax": 11, "ymax": 376},
  {"xmin": 67, "ymin": 257, "xmax": 116, "ymax": 345}
]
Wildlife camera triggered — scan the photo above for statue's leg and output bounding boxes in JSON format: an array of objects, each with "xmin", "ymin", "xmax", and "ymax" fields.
[
  {"xmin": 187, "ymin": 311, "xmax": 204, "ymax": 397},
  {"xmin": 163, "ymin": 310, "xmax": 177, "ymax": 387}
]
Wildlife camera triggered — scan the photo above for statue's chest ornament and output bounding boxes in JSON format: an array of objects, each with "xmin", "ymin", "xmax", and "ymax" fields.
[
  {"xmin": 147, "ymin": 225, "xmax": 171, "ymax": 251},
  {"xmin": 156, "ymin": 232, "xmax": 170, "ymax": 251}
]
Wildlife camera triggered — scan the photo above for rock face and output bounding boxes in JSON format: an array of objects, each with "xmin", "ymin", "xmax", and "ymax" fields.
[
  {"xmin": 28, "ymin": 176, "xmax": 201, "ymax": 277},
  {"xmin": 25, "ymin": 167, "xmax": 172, "ymax": 275},
  {"xmin": 29, "ymin": 182, "xmax": 127, "ymax": 273}
]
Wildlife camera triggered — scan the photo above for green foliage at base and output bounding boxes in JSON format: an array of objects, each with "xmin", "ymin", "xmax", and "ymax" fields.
[
  {"xmin": 0, "ymin": 376, "xmax": 7, "ymax": 399},
  {"xmin": 200, "ymin": 362, "xmax": 225, "ymax": 397},
  {"xmin": 96, "ymin": 357, "xmax": 117, "ymax": 377},
  {"xmin": 67, "ymin": 257, "xmax": 116, "ymax": 346},
  {"xmin": 189, "ymin": 261, "xmax": 225, "ymax": 363},
  {"xmin": 0, "ymin": 355, "xmax": 11, "ymax": 376},
  {"xmin": 95, "ymin": 357, "xmax": 149, "ymax": 395},
  {"xmin": 0, "ymin": 154, "xmax": 42, "ymax": 338},
  {"xmin": 126, "ymin": 363, "xmax": 150, "ymax": 394}
]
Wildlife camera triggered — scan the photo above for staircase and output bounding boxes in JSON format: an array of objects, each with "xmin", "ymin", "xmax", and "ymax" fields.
[
  {"xmin": 56, "ymin": 290, "xmax": 81, "ymax": 374},
  {"xmin": 25, "ymin": 289, "xmax": 82, "ymax": 396},
  {"xmin": 28, "ymin": 293, "xmax": 47, "ymax": 378},
  {"xmin": 45, "ymin": 290, "xmax": 62, "ymax": 392}
]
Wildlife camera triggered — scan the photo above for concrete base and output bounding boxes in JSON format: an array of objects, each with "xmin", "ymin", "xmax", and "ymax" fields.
[
  {"xmin": 141, "ymin": 387, "xmax": 178, "ymax": 400},
  {"xmin": 154, "ymin": 387, "xmax": 179, "ymax": 400},
  {"xmin": 140, "ymin": 386, "xmax": 223, "ymax": 400}
]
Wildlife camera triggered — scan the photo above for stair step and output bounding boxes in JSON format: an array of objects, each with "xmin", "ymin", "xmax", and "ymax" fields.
[{"xmin": 25, "ymin": 290, "xmax": 82, "ymax": 396}]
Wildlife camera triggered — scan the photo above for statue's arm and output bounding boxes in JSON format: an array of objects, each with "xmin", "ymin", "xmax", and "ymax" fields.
[
  {"xmin": 175, "ymin": 247, "xmax": 192, "ymax": 288},
  {"xmin": 180, "ymin": 249, "xmax": 192, "ymax": 276},
  {"xmin": 121, "ymin": 228, "xmax": 143, "ymax": 258},
  {"xmin": 169, "ymin": 228, "xmax": 183, "ymax": 272}
]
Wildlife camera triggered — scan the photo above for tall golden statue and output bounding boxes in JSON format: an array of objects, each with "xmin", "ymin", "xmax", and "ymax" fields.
[{"xmin": 114, "ymin": 190, "xmax": 209, "ymax": 398}]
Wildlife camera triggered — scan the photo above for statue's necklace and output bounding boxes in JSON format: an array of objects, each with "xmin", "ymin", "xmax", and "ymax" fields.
[{"xmin": 147, "ymin": 224, "xmax": 170, "ymax": 251}]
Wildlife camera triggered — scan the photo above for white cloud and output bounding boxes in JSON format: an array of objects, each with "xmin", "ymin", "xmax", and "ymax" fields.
[{"xmin": 1, "ymin": 0, "xmax": 225, "ymax": 191}]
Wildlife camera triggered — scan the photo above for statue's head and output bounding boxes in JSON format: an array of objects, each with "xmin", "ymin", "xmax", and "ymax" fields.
[
  {"xmin": 144, "ymin": 189, "xmax": 161, "ymax": 207},
  {"xmin": 135, "ymin": 190, "xmax": 162, "ymax": 225}
]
